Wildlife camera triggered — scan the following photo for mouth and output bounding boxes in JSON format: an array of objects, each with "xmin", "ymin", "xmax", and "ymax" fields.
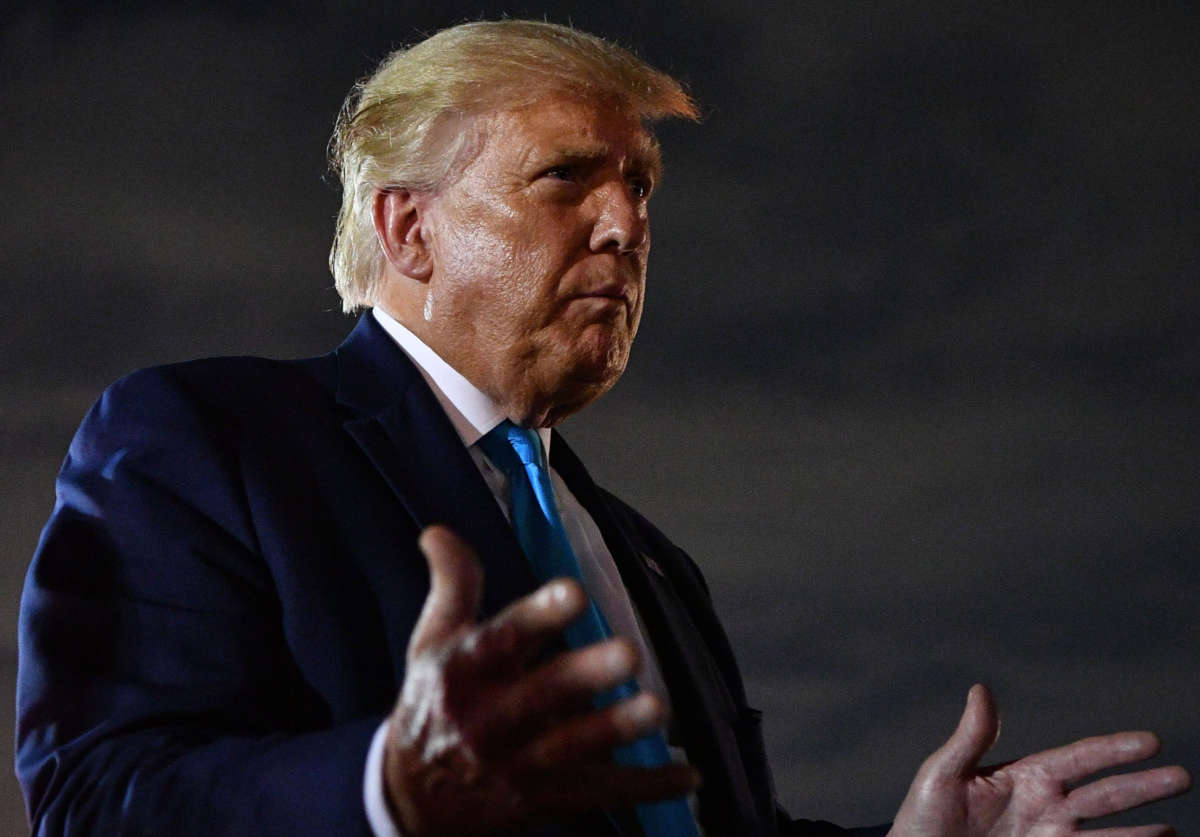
[{"xmin": 571, "ymin": 281, "xmax": 633, "ymax": 307}]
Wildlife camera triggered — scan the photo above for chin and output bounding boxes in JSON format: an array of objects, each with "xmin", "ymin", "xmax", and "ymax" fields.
[
  {"xmin": 573, "ymin": 324, "xmax": 631, "ymax": 379},
  {"xmin": 537, "ymin": 355, "xmax": 626, "ymax": 425},
  {"xmin": 528, "ymin": 329, "xmax": 632, "ymax": 421},
  {"xmin": 570, "ymin": 346, "xmax": 628, "ymax": 391}
]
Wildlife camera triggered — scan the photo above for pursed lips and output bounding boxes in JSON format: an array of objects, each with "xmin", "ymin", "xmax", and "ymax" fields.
[{"xmin": 570, "ymin": 279, "xmax": 634, "ymax": 307}]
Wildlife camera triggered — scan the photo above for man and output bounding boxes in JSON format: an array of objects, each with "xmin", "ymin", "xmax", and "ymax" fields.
[{"xmin": 16, "ymin": 20, "xmax": 1189, "ymax": 836}]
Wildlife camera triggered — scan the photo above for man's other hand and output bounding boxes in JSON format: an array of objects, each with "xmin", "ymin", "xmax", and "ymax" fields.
[
  {"xmin": 382, "ymin": 525, "xmax": 700, "ymax": 836},
  {"xmin": 888, "ymin": 684, "xmax": 1191, "ymax": 836}
]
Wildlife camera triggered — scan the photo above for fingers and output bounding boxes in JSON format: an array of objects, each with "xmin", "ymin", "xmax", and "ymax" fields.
[
  {"xmin": 931, "ymin": 683, "xmax": 1000, "ymax": 778},
  {"xmin": 409, "ymin": 523, "xmax": 589, "ymax": 672},
  {"xmin": 1078, "ymin": 827, "xmax": 1179, "ymax": 837},
  {"xmin": 391, "ymin": 527, "xmax": 700, "ymax": 833},
  {"xmin": 470, "ymin": 638, "xmax": 644, "ymax": 755},
  {"xmin": 518, "ymin": 692, "xmax": 668, "ymax": 768},
  {"xmin": 1066, "ymin": 764, "xmax": 1192, "ymax": 820},
  {"xmin": 405, "ymin": 524, "xmax": 650, "ymax": 753},
  {"xmin": 463, "ymin": 577, "xmax": 589, "ymax": 677},
  {"xmin": 1024, "ymin": 730, "xmax": 1162, "ymax": 785},
  {"xmin": 408, "ymin": 525, "xmax": 485, "ymax": 660}
]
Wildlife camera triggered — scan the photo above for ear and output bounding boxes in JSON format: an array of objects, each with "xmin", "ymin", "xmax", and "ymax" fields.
[{"xmin": 373, "ymin": 188, "xmax": 434, "ymax": 281}]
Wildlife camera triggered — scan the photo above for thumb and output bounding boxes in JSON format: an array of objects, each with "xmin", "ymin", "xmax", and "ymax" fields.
[
  {"xmin": 930, "ymin": 683, "xmax": 1001, "ymax": 779},
  {"xmin": 407, "ymin": 524, "xmax": 484, "ymax": 661}
]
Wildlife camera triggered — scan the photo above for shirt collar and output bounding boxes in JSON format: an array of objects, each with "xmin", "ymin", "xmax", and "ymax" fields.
[{"xmin": 372, "ymin": 307, "xmax": 552, "ymax": 454}]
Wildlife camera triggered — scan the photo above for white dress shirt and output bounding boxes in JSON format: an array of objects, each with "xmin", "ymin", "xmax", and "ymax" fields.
[{"xmin": 363, "ymin": 307, "xmax": 674, "ymax": 836}]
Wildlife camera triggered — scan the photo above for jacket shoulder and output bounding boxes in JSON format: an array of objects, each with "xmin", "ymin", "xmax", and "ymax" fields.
[
  {"xmin": 99, "ymin": 352, "xmax": 335, "ymax": 412},
  {"xmin": 74, "ymin": 353, "xmax": 337, "ymax": 448}
]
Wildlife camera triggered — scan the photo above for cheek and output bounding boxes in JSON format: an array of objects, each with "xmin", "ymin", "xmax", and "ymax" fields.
[
  {"xmin": 437, "ymin": 216, "xmax": 509, "ymax": 280},
  {"xmin": 627, "ymin": 297, "xmax": 644, "ymax": 340},
  {"xmin": 434, "ymin": 222, "xmax": 558, "ymax": 333}
]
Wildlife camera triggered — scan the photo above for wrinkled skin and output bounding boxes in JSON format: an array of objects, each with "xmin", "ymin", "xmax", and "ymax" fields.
[
  {"xmin": 888, "ymin": 685, "xmax": 1191, "ymax": 837},
  {"xmin": 373, "ymin": 95, "xmax": 660, "ymax": 427},
  {"xmin": 382, "ymin": 526, "xmax": 699, "ymax": 835}
]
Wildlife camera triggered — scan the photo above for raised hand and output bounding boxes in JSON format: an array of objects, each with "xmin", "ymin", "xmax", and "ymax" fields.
[
  {"xmin": 888, "ymin": 684, "xmax": 1191, "ymax": 836},
  {"xmin": 382, "ymin": 525, "xmax": 700, "ymax": 835}
]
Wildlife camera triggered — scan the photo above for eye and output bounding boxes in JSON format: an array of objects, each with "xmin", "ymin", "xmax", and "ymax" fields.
[
  {"xmin": 540, "ymin": 165, "xmax": 577, "ymax": 182},
  {"xmin": 628, "ymin": 175, "xmax": 653, "ymax": 200}
]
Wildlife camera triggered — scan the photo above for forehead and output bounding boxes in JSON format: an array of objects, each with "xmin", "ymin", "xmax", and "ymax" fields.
[{"xmin": 473, "ymin": 96, "xmax": 661, "ymax": 175}]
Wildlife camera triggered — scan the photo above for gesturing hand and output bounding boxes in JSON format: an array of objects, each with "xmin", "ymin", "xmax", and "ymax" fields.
[
  {"xmin": 382, "ymin": 525, "xmax": 700, "ymax": 836},
  {"xmin": 888, "ymin": 684, "xmax": 1191, "ymax": 837}
]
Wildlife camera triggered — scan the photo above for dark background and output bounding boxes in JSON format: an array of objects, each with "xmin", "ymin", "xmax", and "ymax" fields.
[{"xmin": 2, "ymin": 1, "xmax": 1196, "ymax": 832}]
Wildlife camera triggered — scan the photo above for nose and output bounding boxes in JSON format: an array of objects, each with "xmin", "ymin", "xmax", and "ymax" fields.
[{"xmin": 589, "ymin": 181, "xmax": 648, "ymax": 254}]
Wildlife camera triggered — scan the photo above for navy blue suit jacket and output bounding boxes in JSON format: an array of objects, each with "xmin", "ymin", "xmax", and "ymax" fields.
[{"xmin": 17, "ymin": 314, "xmax": 885, "ymax": 836}]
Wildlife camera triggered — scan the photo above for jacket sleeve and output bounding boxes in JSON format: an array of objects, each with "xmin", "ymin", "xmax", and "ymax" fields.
[{"xmin": 16, "ymin": 367, "xmax": 380, "ymax": 836}]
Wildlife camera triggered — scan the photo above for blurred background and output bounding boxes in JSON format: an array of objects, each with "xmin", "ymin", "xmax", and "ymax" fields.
[{"xmin": 2, "ymin": 1, "xmax": 1196, "ymax": 832}]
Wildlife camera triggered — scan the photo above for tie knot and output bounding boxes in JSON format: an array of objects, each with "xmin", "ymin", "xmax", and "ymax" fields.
[{"xmin": 480, "ymin": 420, "xmax": 544, "ymax": 473}]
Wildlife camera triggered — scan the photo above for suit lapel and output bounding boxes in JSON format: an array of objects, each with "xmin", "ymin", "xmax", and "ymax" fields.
[
  {"xmin": 548, "ymin": 429, "xmax": 728, "ymax": 709},
  {"xmin": 550, "ymin": 431, "xmax": 772, "ymax": 836},
  {"xmin": 333, "ymin": 313, "xmax": 539, "ymax": 618}
]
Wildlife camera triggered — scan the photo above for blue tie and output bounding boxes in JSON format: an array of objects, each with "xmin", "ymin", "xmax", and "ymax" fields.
[{"xmin": 477, "ymin": 421, "xmax": 699, "ymax": 836}]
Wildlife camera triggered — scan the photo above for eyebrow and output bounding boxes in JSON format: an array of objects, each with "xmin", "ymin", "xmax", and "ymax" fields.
[
  {"xmin": 545, "ymin": 136, "xmax": 663, "ymax": 181},
  {"xmin": 634, "ymin": 136, "xmax": 664, "ymax": 181}
]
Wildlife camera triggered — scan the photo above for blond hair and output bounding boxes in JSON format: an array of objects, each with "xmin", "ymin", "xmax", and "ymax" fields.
[{"xmin": 327, "ymin": 19, "xmax": 698, "ymax": 313}]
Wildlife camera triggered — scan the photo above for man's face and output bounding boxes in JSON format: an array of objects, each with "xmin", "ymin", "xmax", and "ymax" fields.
[{"xmin": 419, "ymin": 95, "xmax": 660, "ymax": 426}]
